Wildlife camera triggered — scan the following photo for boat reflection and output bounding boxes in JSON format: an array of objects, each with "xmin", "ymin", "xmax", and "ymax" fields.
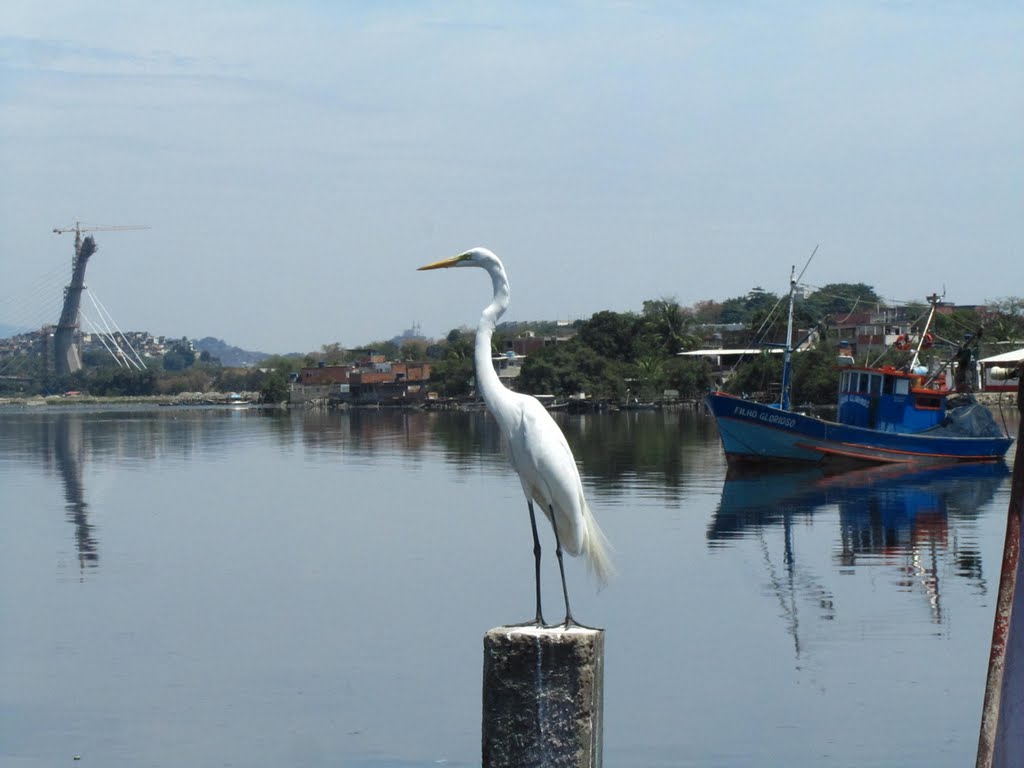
[
  {"xmin": 708, "ymin": 462, "xmax": 1010, "ymax": 649},
  {"xmin": 711, "ymin": 461, "xmax": 1009, "ymax": 544}
]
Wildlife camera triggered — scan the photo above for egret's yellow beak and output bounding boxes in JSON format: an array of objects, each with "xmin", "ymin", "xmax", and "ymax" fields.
[{"xmin": 417, "ymin": 253, "xmax": 469, "ymax": 271}]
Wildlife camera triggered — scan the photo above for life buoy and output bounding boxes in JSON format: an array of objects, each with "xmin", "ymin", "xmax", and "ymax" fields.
[
  {"xmin": 921, "ymin": 332, "xmax": 934, "ymax": 349},
  {"xmin": 894, "ymin": 334, "xmax": 912, "ymax": 351}
]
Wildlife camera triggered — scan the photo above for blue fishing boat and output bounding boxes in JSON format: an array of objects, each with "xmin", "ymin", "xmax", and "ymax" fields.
[{"xmin": 705, "ymin": 270, "xmax": 1014, "ymax": 466}]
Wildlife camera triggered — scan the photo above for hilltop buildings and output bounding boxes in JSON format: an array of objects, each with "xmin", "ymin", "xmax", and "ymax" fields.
[{"xmin": 290, "ymin": 354, "xmax": 433, "ymax": 406}]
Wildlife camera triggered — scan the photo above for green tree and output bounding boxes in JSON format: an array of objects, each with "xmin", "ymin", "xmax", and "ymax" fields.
[
  {"xmin": 400, "ymin": 340, "xmax": 428, "ymax": 361},
  {"xmin": 723, "ymin": 346, "xmax": 839, "ymax": 406},
  {"xmin": 365, "ymin": 340, "xmax": 399, "ymax": 360},
  {"xmin": 641, "ymin": 298, "xmax": 696, "ymax": 356},
  {"xmin": 719, "ymin": 287, "xmax": 781, "ymax": 325},
  {"xmin": 157, "ymin": 368, "xmax": 214, "ymax": 395},
  {"xmin": 722, "ymin": 351, "xmax": 783, "ymax": 401},
  {"xmin": 790, "ymin": 346, "xmax": 840, "ymax": 405},
  {"xmin": 578, "ymin": 310, "xmax": 640, "ymax": 361},
  {"xmin": 518, "ymin": 338, "xmax": 621, "ymax": 398},
  {"xmin": 802, "ymin": 283, "xmax": 881, "ymax": 320},
  {"xmin": 931, "ymin": 307, "xmax": 985, "ymax": 351},
  {"xmin": 983, "ymin": 298, "xmax": 1024, "ymax": 341},
  {"xmin": 690, "ymin": 299, "xmax": 723, "ymax": 324},
  {"xmin": 162, "ymin": 338, "xmax": 196, "ymax": 371},
  {"xmin": 432, "ymin": 329, "xmax": 476, "ymax": 396},
  {"xmin": 260, "ymin": 370, "xmax": 291, "ymax": 403},
  {"xmin": 261, "ymin": 355, "xmax": 304, "ymax": 376},
  {"xmin": 663, "ymin": 357, "xmax": 713, "ymax": 399},
  {"xmin": 321, "ymin": 343, "xmax": 346, "ymax": 364},
  {"xmin": 214, "ymin": 367, "xmax": 265, "ymax": 392}
]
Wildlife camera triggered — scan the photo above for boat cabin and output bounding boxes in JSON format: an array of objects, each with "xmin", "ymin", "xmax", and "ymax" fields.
[{"xmin": 836, "ymin": 365, "xmax": 948, "ymax": 433}]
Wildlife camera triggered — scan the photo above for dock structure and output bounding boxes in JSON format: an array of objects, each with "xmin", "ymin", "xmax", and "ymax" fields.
[
  {"xmin": 482, "ymin": 624, "xmax": 604, "ymax": 768},
  {"xmin": 977, "ymin": 374, "xmax": 1024, "ymax": 768}
]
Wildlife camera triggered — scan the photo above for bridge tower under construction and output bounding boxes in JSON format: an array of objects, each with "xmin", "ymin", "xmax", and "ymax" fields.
[
  {"xmin": 53, "ymin": 231, "xmax": 97, "ymax": 376},
  {"xmin": 51, "ymin": 222, "xmax": 149, "ymax": 376}
]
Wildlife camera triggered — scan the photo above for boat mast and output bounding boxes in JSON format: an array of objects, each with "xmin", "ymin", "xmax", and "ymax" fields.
[
  {"xmin": 780, "ymin": 265, "xmax": 796, "ymax": 410},
  {"xmin": 911, "ymin": 292, "xmax": 941, "ymax": 370}
]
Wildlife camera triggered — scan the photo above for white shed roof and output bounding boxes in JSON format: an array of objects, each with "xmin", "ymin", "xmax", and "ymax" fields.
[
  {"xmin": 679, "ymin": 348, "xmax": 785, "ymax": 357},
  {"xmin": 978, "ymin": 348, "xmax": 1024, "ymax": 365}
]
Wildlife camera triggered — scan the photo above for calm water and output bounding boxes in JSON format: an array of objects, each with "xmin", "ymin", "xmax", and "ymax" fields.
[{"xmin": 0, "ymin": 404, "xmax": 1019, "ymax": 767}]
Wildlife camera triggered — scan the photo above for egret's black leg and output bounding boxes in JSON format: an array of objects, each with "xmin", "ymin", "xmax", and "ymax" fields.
[
  {"xmin": 528, "ymin": 501, "xmax": 545, "ymax": 626},
  {"xmin": 511, "ymin": 501, "xmax": 545, "ymax": 627},
  {"xmin": 550, "ymin": 506, "xmax": 576, "ymax": 628}
]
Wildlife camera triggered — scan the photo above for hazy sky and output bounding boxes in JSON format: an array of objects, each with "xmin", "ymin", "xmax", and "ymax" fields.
[{"xmin": 1, "ymin": 1, "xmax": 1021, "ymax": 353}]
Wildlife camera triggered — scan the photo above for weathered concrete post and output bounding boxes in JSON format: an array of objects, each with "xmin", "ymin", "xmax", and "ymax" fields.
[
  {"xmin": 977, "ymin": 375, "xmax": 1024, "ymax": 768},
  {"xmin": 482, "ymin": 624, "xmax": 605, "ymax": 768}
]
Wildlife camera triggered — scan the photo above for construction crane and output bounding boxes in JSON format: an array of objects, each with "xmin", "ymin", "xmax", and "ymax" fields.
[
  {"xmin": 51, "ymin": 221, "xmax": 151, "ymax": 376},
  {"xmin": 53, "ymin": 221, "xmax": 151, "ymax": 258}
]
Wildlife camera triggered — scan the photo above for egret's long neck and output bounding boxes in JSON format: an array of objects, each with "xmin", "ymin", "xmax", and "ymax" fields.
[{"xmin": 475, "ymin": 264, "xmax": 510, "ymax": 410}]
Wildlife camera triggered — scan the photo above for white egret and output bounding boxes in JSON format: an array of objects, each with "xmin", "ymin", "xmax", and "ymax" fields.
[{"xmin": 419, "ymin": 247, "xmax": 612, "ymax": 627}]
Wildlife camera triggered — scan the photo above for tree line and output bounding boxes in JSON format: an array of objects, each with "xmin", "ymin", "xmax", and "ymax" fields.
[
  {"xmin": 4, "ymin": 287, "xmax": 1023, "ymax": 404},
  {"xmin": 422, "ymin": 286, "xmax": 1024, "ymax": 403}
]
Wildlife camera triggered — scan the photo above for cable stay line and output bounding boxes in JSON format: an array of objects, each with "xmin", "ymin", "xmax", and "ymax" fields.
[
  {"xmin": 83, "ymin": 291, "xmax": 145, "ymax": 371},
  {"xmin": 80, "ymin": 313, "xmax": 127, "ymax": 369},
  {"xmin": 88, "ymin": 290, "xmax": 147, "ymax": 370}
]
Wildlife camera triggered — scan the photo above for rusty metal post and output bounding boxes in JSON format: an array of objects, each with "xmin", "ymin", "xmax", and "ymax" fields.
[
  {"xmin": 978, "ymin": 376, "xmax": 1024, "ymax": 768},
  {"xmin": 482, "ymin": 625, "xmax": 605, "ymax": 768}
]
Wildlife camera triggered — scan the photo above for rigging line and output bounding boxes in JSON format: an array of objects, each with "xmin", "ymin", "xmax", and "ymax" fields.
[
  {"xmin": 723, "ymin": 280, "xmax": 793, "ymax": 380},
  {"xmin": 0, "ymin": 350, "xmax": 35, "ymax": 376},
  {"xmin": 6, "ymin": 263, "xmax": 72, "ymax": 296},
  {"xmin": 750, "ymin": 293, "xmax": 787, "ymax": 345},
  {"xmin": 794, "ymin": 244, "xmax": 818, "ymax": 286},
  {"xmin": 0, "ymin": 285, "xmax": 61, "ymax": 317},
  {"xmin": 940, "ymin": 311, "xmax": 986, "ymax": 338},
  {"xmin": 718, "ymin": 302, "xmax": 782, "ymax": 383},
  {"xmin": 799, "ymin": 282, "xmax": 941, "ymax": 313},
  {"xmin": 766, "ymin": 245, "xmax": 817, "ymax": 340},
  {"xmin": 1, "ymin": 286, "xmax": 68, "ymax": 321},
  {"xmin": 88, "ymin": 290, "xmax": 147, "ymax": 370},
  {"xmin": 1, "ymin": 277, "xmax": 68, "ymax": 315},
  {"xmin": 834, "ymin": 296, "xmax": 861, "ymax": 326},
  {"xmin": 6, "ymin": 262, "xmax": 73, "ymax": 299}
]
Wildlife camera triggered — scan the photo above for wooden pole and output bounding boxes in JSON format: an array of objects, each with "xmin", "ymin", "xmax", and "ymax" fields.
[
  {"xmin": 978, "ymin": 375, "xmax": 1024, "ymax": 768},
  {"xmin": 482, "ymin": 625, "xmax": 605, "ymax": 768}
]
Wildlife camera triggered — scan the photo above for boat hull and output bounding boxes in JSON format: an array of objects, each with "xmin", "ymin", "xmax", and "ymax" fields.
[{"xmin": 705, "ymin": 392, "xmax": 1013, "ymax": 466}]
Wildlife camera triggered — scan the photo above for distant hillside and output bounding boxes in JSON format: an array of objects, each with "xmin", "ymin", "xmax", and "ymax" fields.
[{"xmin": 194, "ymin": 337, "xmax": 272, "ymax": 367}]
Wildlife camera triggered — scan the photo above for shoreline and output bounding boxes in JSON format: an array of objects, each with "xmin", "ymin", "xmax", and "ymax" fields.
[
  {"xmin": 0, "ymin": 391, "xmax": 1015, "ymax": 410},
  {"xmin": 0, "ymin": 391, "xmax": 266, "ymax": 408}
]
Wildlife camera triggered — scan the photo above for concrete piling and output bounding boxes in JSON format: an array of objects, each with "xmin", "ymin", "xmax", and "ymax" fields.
[
  {"xmin": 482, "ymin": 624, "xmax": 605, "ymax": 768},
  {"xmin": 977, "ymin": 376, "xmax": 1024, "ymax": 768}
]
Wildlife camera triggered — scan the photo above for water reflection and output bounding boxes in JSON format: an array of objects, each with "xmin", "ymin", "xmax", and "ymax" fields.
[
  {"xmin": 52, "ymin": 415, "xmax": 98, "ymax": 572},
  {"xmin": 0, "ymin": 405, "xmax": 1017, "ymax": 766},
  {"xmin": 294, "ymin": 408, "xmax": 714, "ymax": 494},
  {"xmin": 2, "ymin": 407, "xmax": 294, "ymax": 576},
  {"xmin": 709, "ymin": 462, "xmax": 1009, "ymax": 641},
  {"xmin": 566, "ymin": 410, "xmax": 703, "ymax": 497},
  {"xmin": 296, "ymin": 408, "xmax": 506, "ymax": 469}
]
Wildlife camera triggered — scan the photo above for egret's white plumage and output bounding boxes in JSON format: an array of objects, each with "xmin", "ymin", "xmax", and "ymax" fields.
[{"xmin": 419, "ymin": 247, "xmax": 612, "ymax": 626}]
